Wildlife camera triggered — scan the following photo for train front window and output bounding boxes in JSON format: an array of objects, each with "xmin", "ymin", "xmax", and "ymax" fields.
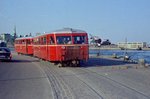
[
  {"xmin": 56, "ymin": 36, "xmax": 72, "ymax": 44},
  {"xmin": 73, "ymin": 36, "xmax": 86, "ymax": 44}
]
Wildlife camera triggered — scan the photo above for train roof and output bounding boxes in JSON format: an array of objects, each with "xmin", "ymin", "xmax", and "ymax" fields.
[
  {"xmin": 51, "ymin": 28, "xmax": 86, "ymax": 34},
  {"xmin": 34, "ymin": 28, "xmax": 87, "ymax": 37},
  {"xmin": 15, "ymin": 36, "xmax": 33, "ymax": 40}
]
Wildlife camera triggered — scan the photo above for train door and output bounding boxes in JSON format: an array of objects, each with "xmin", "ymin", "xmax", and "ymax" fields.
[
  {"xmin": 42, "ymin": 36, "xmax": 47, "ymax": 59},
  {"xmin": 26, "ymin": 39, "xmax": 28, "ymax": 54},
  {"xmin": 46, "ymin": 35, "xmax": 49, "ymax": 60},
  {"xmin": 22, "ymin": 40, "xmax": 26, "ymax": 54},
  {"xmin": 47, "ymin": 35, "xmax": 55, "ymax": 61}
]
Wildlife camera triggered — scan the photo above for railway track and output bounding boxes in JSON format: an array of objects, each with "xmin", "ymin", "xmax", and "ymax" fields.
[
  {"xmin": 67, "ymin": 67, "xmax": 150, "ymax": 99},
  {"xmin": 40, "ymin": 61, "xmax": 75, "ymax": 99}
]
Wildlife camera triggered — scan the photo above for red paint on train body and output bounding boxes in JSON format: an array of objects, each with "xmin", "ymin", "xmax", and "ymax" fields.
[{"xmin": 15, "ymin": 37, "xmax": 33, "ymax": 55}]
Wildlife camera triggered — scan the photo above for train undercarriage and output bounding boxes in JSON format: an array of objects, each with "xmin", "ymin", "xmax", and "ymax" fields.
[{"xmin": 54, "ymin": 60, "xmax": 81, "ymax": 67}]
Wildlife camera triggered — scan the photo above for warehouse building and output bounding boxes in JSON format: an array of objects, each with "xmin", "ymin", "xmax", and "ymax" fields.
[{"xmin": 118, "ymin": 42, "xmax": 147, "ymax": 50}]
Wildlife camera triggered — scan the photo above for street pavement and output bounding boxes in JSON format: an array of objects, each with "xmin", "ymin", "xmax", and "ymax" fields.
[
  {"xmin": 0, "ymin": 52, "xmax": 53, "ymax": 99},
  {"xmin": 0, "ymin": 52, "xmax": 150, "ymax": 99}
]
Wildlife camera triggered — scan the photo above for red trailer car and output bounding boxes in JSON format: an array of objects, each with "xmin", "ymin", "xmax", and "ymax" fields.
[
  {"xmin": 33, "ymin": 28, "xmax": 89, "ymax": 66},
  {"xmin": 15, "ymin": 37, "xmax": 33, "ymax": 55}
]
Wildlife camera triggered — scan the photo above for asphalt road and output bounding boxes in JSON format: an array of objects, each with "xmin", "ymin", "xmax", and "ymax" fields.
[{"xmin": 0, "ymin": 52, "xmax": 150, "ymax": 99}]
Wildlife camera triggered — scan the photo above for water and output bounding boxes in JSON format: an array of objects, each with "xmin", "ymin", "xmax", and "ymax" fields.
[{"xmin": 90, "ymin": 49, "xmax": 150, "ymax": 64}]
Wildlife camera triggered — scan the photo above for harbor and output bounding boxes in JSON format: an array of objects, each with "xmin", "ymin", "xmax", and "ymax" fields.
[{"xmin": 89, "ymin": 48, "xmax": 150, "ymax": 64}]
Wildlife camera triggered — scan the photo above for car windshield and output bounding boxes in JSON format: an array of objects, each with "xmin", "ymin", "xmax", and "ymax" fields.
[
  {"xmin": 73, "ymin": 36, "xmax": 86, "ymax": 44},
  {"xmin": 0, "ymin": 48, "xmax": 10, "ymax": 53},
  {"xmin": 56, "ymin": 36, "xmax": 72, "ymax": 44}
]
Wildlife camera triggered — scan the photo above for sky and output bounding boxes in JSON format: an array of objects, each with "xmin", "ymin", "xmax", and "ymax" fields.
[{"xmin": 0, "ymin": 0, "xmax": 150, "ymax": 43}]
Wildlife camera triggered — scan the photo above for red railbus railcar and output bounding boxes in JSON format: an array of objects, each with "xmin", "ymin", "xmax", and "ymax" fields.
[
  {"xmin": 33, "ymin": 28, "xmax": 89, "ymax": 66},
  {"xmin": 15, "ymin": 37, "xmax": 33, "ymax": 55}
]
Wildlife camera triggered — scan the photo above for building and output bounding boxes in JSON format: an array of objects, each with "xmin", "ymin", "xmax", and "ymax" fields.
[
  {"xmin": 0, "ymin": 33, "xmax": 14, "ymax": 47},
  {"xmin": 0, "ymin": 33, "xmax": 13, "ymax": 43},
  {"xmin": 118, "ymin": 42, "xmax": 147, "ymax": 49}
]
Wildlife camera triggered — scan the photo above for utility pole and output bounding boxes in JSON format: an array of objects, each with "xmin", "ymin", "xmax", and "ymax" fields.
[
  {"xmin": 29, "ymin": 33, "xmax": 32, "ymax": 36},
  {"xmin": 14, "ymin": 25, "xmax": 17, "ymax": 40},
  {"xmin": 12, "ymin": 25, "xmax": 17, "ymax": 46}
]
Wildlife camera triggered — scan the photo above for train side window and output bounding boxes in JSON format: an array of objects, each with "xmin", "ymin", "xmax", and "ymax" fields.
[
  {"xmin": 29, "ymin": 40, "xmax": 31, "ymax": 44},
  {"xmin": 27, "ymin": 40, "xmax": 31, "ymax": 44},
  {"xmin": 26, "ymin": 40, "xmax": 28, "ymax": 44},
  {"xmin": 43, "ymin": 37, "xmax": 46, "ymax": 44},
  {"xmin": 37, "ymin": 38, "xmax": 40, "ymax": 45},
  {"xmin": 34, "ymin": 38, "xmax": 38, "ymax": 45},
  {"xmin": 40, "ymin": 38, "xmax": 42, "ymax": 45},
  {"xmin": 30, "ymin": 39, "xmax": 33, "ymax": 44},
  {"xmin": 33, "ymin": 39, "xmax": 36, "ymax": 45},
  {"xmin": 22, "ymin": 40, "xmax": 25, "ymax": 44},
  {"xmin": 41, "ymin": 37, "xmax": 43, "ymax": 45},
  {"xmin": 50, "ymin": 36, "xmax": 54, "ymax": 44}
]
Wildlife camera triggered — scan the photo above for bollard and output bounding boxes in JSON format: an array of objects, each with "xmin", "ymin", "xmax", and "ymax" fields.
[
  {"xmin": 112, "ymin": 53, "xmax": 117, "ymax": 58},
  {"xmin": 97, "ymin": 52, "xmax": 100, "ymax": 56},
  {"xmin": 138, "ymin": 59, "xmax": 145, "ymax": 66},
  {"xmin": 124, "ymin": 55, "xmax": 130, "ymax": 61}
]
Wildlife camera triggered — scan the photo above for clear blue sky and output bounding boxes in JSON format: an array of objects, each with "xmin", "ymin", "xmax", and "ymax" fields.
[{"xmin": 0, "ymin": 0, "xmax": 150, "ymax": 43}]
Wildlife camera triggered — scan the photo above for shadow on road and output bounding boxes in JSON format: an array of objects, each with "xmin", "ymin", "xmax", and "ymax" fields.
[
  {"xmin": 81, "ymin": 57, "xmax": 135, "ymax": 67},
  {"xmin": 0, "ymin": 59, "xmax": 40, "ymax": 63},
  {"xmin": 0, "ymin": 77, "xmax": 46, "ymax": 82}
]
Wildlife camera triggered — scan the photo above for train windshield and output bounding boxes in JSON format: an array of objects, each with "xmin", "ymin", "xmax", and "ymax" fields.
[
  {"xmin": 73, "ymin": 36, "xmax": 86, "ymax": 44},
  {"xmin": 56, "ymin": 36, "xmax": 72, "ymax": 44}
]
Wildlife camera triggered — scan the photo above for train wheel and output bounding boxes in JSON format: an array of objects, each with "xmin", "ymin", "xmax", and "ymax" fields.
[
  {"xmin": 71, "ymin": 60, "xmax": 80, "ymax": 67},
  {"xmin": 71, "ymin": 60, "xmax": 76, "ymax": 67},
  {"xmin": 76, "ymin": 60, "xmax": 80, "ymax": 67},
  {"xmin": 57, "ymin": 62, "xmax": 66, "ymax": 68},
  {"xmin": 57, "ymin": 63, "xmax": 62, "ymax": 68},
  {"xmin": 54, "ymin": 62, "xmax": 59, "ymax": 65},
  {"xmin": 66, "ymin": 61, "xmax": 71, "ymax": 67},
  {"xmin": 62, "ymin": 62, "xmax": 68, "ymax": 67},
  {"xmin": 68, "ymin": 61, "xmax": 73, "ymax": 67},
  {"xmin": 54, "ymin": 62, "xmax": 61, "ymax": 67}
]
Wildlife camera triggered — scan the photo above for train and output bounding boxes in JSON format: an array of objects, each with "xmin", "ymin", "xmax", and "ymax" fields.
[
  {"xmin": 14, "ymin": 28, "xmax": 89, "ymax": 67},
  {"xmin": 15, "ymin": 37, "xmax": 33, "ymax": 55}
]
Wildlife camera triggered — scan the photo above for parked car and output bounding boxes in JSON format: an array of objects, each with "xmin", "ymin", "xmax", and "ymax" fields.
[{"xmin": 0, "ymin": 47, "xmax": 12, "ymax": 61}]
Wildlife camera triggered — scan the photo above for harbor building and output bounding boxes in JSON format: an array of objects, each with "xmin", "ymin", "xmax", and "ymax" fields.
[{"xmin": 118, "ymin": 42, "xmax": 147, "ymax": 50}]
